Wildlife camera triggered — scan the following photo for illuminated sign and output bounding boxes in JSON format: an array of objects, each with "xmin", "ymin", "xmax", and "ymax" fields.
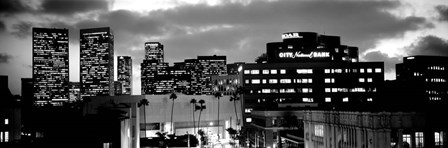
[
  {"xmin": 279, "ymin": 51, "xmax": 330, "ymax": 59},
  {"xmin": 146, "ymin": 43, "xmax": 160, "ymax": 47},
  {"xmin": 282, "ymin": 32, "xmax": 303, "ymax": 39}
]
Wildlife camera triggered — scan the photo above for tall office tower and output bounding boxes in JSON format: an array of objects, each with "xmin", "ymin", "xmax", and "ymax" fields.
[
  {"xmin": 395, "ymin": 56, "xmax": 448, "ymax": 103},
  {"xmin": 80, "ymin": 27, "xmax": 114, "ymax": 97},
  {"xmin": 145, "ymin": 42, "xmax": 164, "ymax": 63},
  {"xmin": 197, "ymin": 55, "xmax": 227, "ymax": 95},
  {"xmin": 117, "ymin": 56, "xmax": 132, "ymax": 95},
  {"xmin": 32, "ymin": 28, "xmax": 69, "ymax": 106}
]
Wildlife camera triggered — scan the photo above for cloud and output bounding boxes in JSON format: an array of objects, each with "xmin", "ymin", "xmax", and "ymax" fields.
[
  {"xmin": 10, "ymin": 21, "xmax": 33, "ymax": 38},
  {"xmin": 0, "ymin": 21, "xmax": 5, "ymax": 32},
  {"xmin": 0, "ymin": 53, "xmax": 13, "ymax": 63},
  {"xmin": 407, "ymin": 35, "xmax": 448, "ymax": 56},
  {"xmin": 363, "ymin": 51, "xmax": 401, "ymax": 73},
  {"xmin": 0, "ymin": 0, "xmax": 28, "ymax": 13},
  {"xmin": 436, "ymin": 5, "xmax": 448, "ymax": 21},
  {"xmin": 40, "ymin": 0, "xmax": 109, "ymax": 15}
]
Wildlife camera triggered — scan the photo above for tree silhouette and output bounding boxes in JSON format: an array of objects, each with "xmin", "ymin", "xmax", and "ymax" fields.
[
  {"xmin": 190, "ymin": 98, "xmax": 197, "ymax": 134},
  {"xmin": 214, "ymin": 92, "xmax": 222, "ymax": 140},
  {"xmin": 230, "ymin": 87, "xmax": 243, "ymax": 128},
  {"xmin": 138, "ymin": 99, "xmax": 149, "ymax": 138},
  {"xmin": 169, "ymin": 93, "xmax": 177, "ymax": 134},
  {"xmin": 196, "ymin": 99, "xmax": 206, "ymax": 134}
]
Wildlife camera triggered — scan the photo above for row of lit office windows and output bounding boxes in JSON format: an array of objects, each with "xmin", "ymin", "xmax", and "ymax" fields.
[
  {"xmin": 324, "ymin": 68, "xmax": 382, "ymax": 74},
  {"xmin": 244, "ymin": 68, "xmax": 382, "ymax": 75},
  {"xmin": 325, "ymin": 87, "xmax": 376, "ymax": 93},
  {"xmin": 260, "ymin": 88, "xmax": 313, "ymax": 94},
  {"xmin": 245, "ymin": 78, "xmax": 374, "ymax": 84},
  {"xmin": 428, "ymin": 66, "xmax": 445, "ymax": 70},
  {"xmin": 245, "ymin": 78, "xmax": 313, "ymax": 84},
  {"xmin": 248, "ymin": 97, "xmax": 373, "ymax": 104}
]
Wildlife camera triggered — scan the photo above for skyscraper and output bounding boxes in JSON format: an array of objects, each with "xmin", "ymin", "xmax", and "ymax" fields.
[
  {"xmin": 80, "ymin": 27, "xmax": 114, "ymax": 97},
  {"xmin": 117, "ymin": 56, "xmax": 132, "ymax": 95},
  {"xmin": 145, "ymin": 42, "xmax": 164, "ymax": 63},
  {"xmin": 32, "ymin": 28, "xmax": 69, "ymax": 106}
]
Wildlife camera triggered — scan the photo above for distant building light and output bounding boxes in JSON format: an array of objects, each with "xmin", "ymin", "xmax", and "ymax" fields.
[{"xmin": 4, "ymin": 119, "xmax": 8, "ymax": 125}]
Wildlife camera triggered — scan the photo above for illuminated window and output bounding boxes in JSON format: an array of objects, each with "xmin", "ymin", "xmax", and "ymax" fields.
[
  {"xmin": 280, "ymin": 79, "xmax": 291, "ymax": 84},
  {"xmin": 4, "ymin": 119, "xmax": 8, "ymax": 125},
  {"xmin": 303, "ymin": 98, "xmax": 314, "ymax": 102},
  {"xmin": 297, "ymin": 78, "xmax": 312, "ymax": 83},
  {"xmin": 262, "ymin": 89, "xmax": 270, "ymax": 93},
  {"xmin": 251, "ymin": 70, "xmax": 259, "ymax": 74},
  {"xmin": 367, "ymin": 78, "xmax": 373, "ymax": 83},
  {"xmin": 297, "ymin": 69, "xmax": 313, "ymax": 74},
  {"xmin": 360, "ymin": 68, "xmax": 365, "ymax": 73},
  {"xmin": 343, "ymin": 97, "xmax": 349, "ymax": 102},
  {"xmin": 288, "ymin": 45, "xmax": 293, "ymax": 49},
  {"xmin": 415, "ymin": 132, "xmax": 424, "ymax": 148},
  {"xmin": 246, "ymin": 118, "xmax": 252, "ymax": 123},
  {"xmin": 280, "ymin": 69, "xmax": 286, "ymax": 74},
  {"xmin": 359, "ymin": 78, "xmax": 365, "ymax": 83},
  {"xmin": 334, "ymin": 69, "xmax": 342, "ymax": 73},
  {"xmin": 325, "ymin": 88, "xmax": 331, "ymax": 93},
  {"xmin": 324, "ymin": 69, "xmax": 331, "ymax": 73},
  {"xmin": 262, "ymin": 70, "xmax": 269, "ymax": 74},
  {"xmin": 352, "ymin": 69, "xmax": 358, "ymax": 73},
  {"xmin": 280, "ymin": 89, "xmax": 295, "ymax": 93},
  {"xmin": 403, "ymin": 134, "xmax": 411, "ymax": 146},
  {"xmin": 262, "ymin": 79, "xmax": 267, "ymax": 84},
  {"xmin": 301, "ymin": 88, "xmax": 312, "ymax": 93},
  {"xmin": 244, "ymin": 70, "xmax": 250, "ymax": 74},
  {"xmin": 271, "ymin": 69, "xmax": 277, "ymax": 74},
  {"xmin": 367, "ymin": 98, "xmax": 373, "ymax": 102},
  {"xmin": 367, "ymin": 68, "xmax": 372, "ymax": 73},
  {"xmin": 4, "ymin": 131, "xmax": 8, "ymax": 142},
  {"xmin": 375, "ymin": 68, "xmax": 382, "ymax": 73},
  {"xmin": 314, "ymin": 125, "xmax": 324, "ymax": 137},
  {"xmin": 245, "ymin": 108, "xmax": 253, "ymax": 113},
  {"xmin": 251, "ymin": 79, "xmax": 260, "ymax": 84},
  {"xmin": 0, "ymin": 131, "xmax": 2, "ymax": 142},
  {"xmin": 269, "ymin": 79, "xmax": 278, "ymax": 84},
  {"xmin": 435, "ymin": 132, "xmax": 443, "ymax": 146},
  {"xmin": 325, "ymin": 97, "xmax": 331, "ymax": 102},
  {"xmin": 245, "ymin": 80, "xmax": 249, "ymax": 84},
  {"xmin": 325, "ymin": 78, "xmax": 335, "ymax": 83}
]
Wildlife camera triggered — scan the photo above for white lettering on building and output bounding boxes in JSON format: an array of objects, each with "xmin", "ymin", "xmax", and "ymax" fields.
[
  {"xmin": 278, "ymin": 52, "xmax": 330, "ymax": 59},
  {"xmin": 282, "ymin": 32, "xmax": 303, "ymax": 39}
]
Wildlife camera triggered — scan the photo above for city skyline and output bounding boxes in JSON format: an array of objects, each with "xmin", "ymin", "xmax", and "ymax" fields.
[{"xmin": 1, "ymin": 0, "xmax": 448, "ymax": 95}]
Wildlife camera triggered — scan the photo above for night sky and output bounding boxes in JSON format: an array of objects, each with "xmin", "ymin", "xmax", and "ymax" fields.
[{"xmin": 1, "ymin": 0, "xmax": 447, "ymax": 95}]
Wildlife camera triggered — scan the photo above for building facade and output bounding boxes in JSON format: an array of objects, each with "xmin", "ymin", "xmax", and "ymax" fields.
[
  {"xmin": 141, "ymin": 42, "xmax": 227, "ymax": 95},
  {"xmin": 80, "ymin": 27, "xmax": 114, "ymax": 97},
  {"xmin": 396, "ymin": 56, "xmax": 448, "ymax": 103},
  {"xmin": 32, "ymin": 28, "xmax": 69, "ymax": 106},
  {"xmin": 235, "ymin": 32, "xmax": 384, "ymax": 125},
  {"xmin": 303, "ymin": 110, "xmax": 447, "ymax": 148},
  {"xmin": 117, "ymin": 56, "xmax": 132, "ymax": 95}
]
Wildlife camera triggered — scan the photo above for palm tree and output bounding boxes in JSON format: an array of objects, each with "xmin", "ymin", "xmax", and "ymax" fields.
[
  {"xmin": 190, "ymin": 98, "xmax": 197, "ymax": 134},
  {"xmin": 214, "ymin": 92, "xmax": 222, "ymax": 140},
  {"xmin": 230, "ymin": 93, "xmax": 240, "ymax": 129},
  {"xmin": 196, "ymin": 99, "xmax": 206, "ymax": 134},
  {"xmin": 169, "ymin": 92, "xmax": 177, "ymax": 135},
  {"xmin": 138, "ymin": 99, "xmax": 149, "ymax": 138}
]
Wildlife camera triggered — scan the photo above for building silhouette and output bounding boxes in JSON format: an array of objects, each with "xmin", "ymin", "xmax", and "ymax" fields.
[
  {"xmin": 80, "ymin": 27, "xmax": 114, "ymax": 97},
  {"xmin": 141, "ymin": 42, "xmax": 227, "ymax": 95},
  {"xmin": 32, "ymin": 28, "xmax": 69, "ymax": 106},
  {"xmin": 396, "ymin": 56, "xmax": 448, "ymax": 102},
  {"xmin": 117, "ymin": 56, "xmax": 132, "ymax": 95}
]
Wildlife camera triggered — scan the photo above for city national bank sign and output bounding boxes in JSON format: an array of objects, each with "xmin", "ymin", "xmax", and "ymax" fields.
[{"xmin": 279, "ymin": 51, "xmax": 330, "ymax": 59}]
